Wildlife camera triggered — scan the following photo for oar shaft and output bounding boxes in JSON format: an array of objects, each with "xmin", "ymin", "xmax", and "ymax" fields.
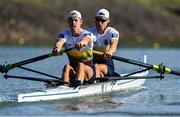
[
  {"xmin": 93, "ymin": 50, "xmax": 180, "ymax": 76},
  {"xmin": 17, "ymin": 66, "xmax": 60, "ymax": 80},
  {"xmin": 112, "ymin": 56, "xmax": 180, "ymax": 76},
  {"xmin": 111, "ymin": 55, "xmax": 153, "ymax": 69},
  {"xmin": 4, "ymin": 75, "xmax": 69, "ymax": 84},
  {"xmin": 2, "ymin": 53, "xmax": 53, "ymax": 73},
  {"xmin": 4, "ymin": 75, "xmax": 58, "ymax": 82},
  {"xmin": 170, "ymin": 70, "xmax": 180, "ymax": 76},
  {"xmin": 2, "ymin": 47, "xmax": 74, "ymax": 73},
  {"xmin": 93, "ymin": 50, "xmax": 153, "ymax": 69},
  {"xmin": 11, "ymin": 47, "xmax": 73, "ymax": 68},
  {"xmin": 12, "ymin": 53, "xmax": 53, "ymax": 68},
  {"xmin": 96, "ymin": 76, "xmax": 164, "ymax": 81}
]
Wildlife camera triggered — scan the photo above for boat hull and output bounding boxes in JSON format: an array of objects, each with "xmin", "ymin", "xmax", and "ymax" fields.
[{"xmin": 18, "ymin": 71, "xmax": 148, "ymax": 102}]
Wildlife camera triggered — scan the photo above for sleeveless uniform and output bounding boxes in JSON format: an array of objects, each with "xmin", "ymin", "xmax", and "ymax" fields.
[
  {"xmin": 88, "ymin": 27, "xmax": 119, "ymax": 76},
  {"xmin": 57, "ymin": 28, "xmax": 96, "ymax": 84}
]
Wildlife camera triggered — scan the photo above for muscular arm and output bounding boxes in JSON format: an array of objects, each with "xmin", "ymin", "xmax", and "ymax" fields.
[
  {"xmin": 108, "ymin": 39, "xmax": 118, "ymax": 54},
  {"xmin": 76, "ymin": 37, "xmax": 92, "ymax": 48},
  {"xmin": 104, "ymin": 39, "xmax": 118, "ymax": 58},
  {"xmin": 54, "ymin": 39, "xmax": 65, "ymax": 49},
  {"xmin": 53, "ymin": 39, "xmax": 65, "ymax": 55}
]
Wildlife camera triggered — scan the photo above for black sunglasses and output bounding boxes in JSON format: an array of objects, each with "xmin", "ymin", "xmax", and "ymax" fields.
[{"xmin": 95, "ymin": 18, "xmax": 107, "ymax": 23}]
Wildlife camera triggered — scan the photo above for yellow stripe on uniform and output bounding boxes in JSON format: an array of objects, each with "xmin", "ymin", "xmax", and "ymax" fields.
[{"xmin": 67, "ymin": 49, "xmax": 93, "ymax": 61}]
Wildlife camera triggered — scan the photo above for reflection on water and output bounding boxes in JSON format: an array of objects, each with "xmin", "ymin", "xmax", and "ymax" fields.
[
  {"xmin": 58, "ymin": 87, "xmax": 145, "ymax": 112},
  {"xmin": 59, "ymin": 96, "xmax": 122, "ymax": 111}
]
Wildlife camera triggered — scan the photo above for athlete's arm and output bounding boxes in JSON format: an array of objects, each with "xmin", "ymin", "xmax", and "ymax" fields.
[
  {"xmin": 104, "ymin": 40, "xmax": 118, "ymax": 58},
  {"xmin": 53, "ymin": 39, "xmax": 65, "ymax": 56}
]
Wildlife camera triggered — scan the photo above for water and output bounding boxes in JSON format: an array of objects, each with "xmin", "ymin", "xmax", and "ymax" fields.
[{"xmin": 0, "ymin": 47, "xmax": 180, "ymax": 116}]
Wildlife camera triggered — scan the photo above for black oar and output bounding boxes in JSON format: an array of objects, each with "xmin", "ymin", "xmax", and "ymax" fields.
[
  {"xmin": 4, "ymin": 74, "xmax": 69, "ymax": 84},
  {"xmin": 17, "ymin": 66, "xmax": 61, "ymax": 80},
  {"xmin": 96, "ymin": 75, "xmax": 164, "ymax": 82},
  {"xmin": 1, "ymin": 47, "xmax": 74, "ymax": 73},
  {"xmin": 93, "ymin": 50, "xmax": 180, "ymax": 76}
]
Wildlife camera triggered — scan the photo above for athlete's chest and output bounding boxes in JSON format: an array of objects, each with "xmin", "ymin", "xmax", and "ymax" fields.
[
  {"xmin": 65, "ymin": 36, "xmax": 82, "ymax": 48},
  {"xmin": 95, "ymin": 34, "xmax": 111, "ymax": 46}
]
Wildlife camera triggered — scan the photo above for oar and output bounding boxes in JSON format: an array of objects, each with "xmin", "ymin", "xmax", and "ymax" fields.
[
  {"xmin": 93, "ymin": 50, "xmax": 180, "ymax": 76},
  {"xmin": 1, "ymin": 47, "xmax": 74, "ymax": 73},
  {"xmin": 96, "ymin": 75, "xmax": 164, "ymax": 82},
  {"xmin": 17, "ymin": 66, "xmax": 61, "ymax": 80},
  {"xmin": 4, "ymin": 74, "xmax": 69, "ymax": 84}
]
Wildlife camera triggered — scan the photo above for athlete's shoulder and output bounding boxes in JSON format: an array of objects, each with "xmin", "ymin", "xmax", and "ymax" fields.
[
  {"xmin": 57, "ymin": 29, "xmax": 70, "ymax": 39},
  {"xmin": 107, "ymin": 27, "xmax": 119, "ymax": 33},
  {"xmin": 107, "ymin": 27, "xmax": 119, "ymax": 39},
  {"xmin": 61, "ymin": 29, "xmax": 71, "ymax": 35}
]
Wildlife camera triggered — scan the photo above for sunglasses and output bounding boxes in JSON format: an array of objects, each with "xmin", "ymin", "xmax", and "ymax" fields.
[{"xmin": 95, "ymin": 18, "xmax": 107, "ymax": 23}]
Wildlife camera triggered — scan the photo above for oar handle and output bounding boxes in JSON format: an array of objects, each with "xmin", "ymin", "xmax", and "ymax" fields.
[{"xmin": 93, "ymin": 50, "xmax": 104, "ymax": 56}]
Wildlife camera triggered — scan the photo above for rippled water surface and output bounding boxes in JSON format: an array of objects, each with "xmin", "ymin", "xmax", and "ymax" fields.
[{"xmin": 0, "ymin": 47, "xmax": 180, "ymax": 116}]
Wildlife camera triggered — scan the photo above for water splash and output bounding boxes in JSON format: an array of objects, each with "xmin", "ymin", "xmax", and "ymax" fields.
[{"xmin": 0, "ymin": 94, "xmax": 17, "ymax": 102}]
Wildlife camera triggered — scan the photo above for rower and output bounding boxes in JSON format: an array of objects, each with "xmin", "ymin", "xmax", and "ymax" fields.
[
  {"xmin": 53, "ymin": 10, "xmax": 96, "ymax": 87},
  {"xmin": 88, "ymin": 8, "xmax": 120, "ymax": 77}
]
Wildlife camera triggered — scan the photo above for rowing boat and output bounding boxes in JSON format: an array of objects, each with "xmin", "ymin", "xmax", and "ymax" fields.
[
  {"xmin": 1, "ymin": 50, "xmax": 179, "ymax": 103},
  {"xmin": 18, "ymin": 70, "xmax": 148, "ymax": 102},
  {"xmin": 18, "ymin": 55, "xmax": 149, "ymax": 102}
]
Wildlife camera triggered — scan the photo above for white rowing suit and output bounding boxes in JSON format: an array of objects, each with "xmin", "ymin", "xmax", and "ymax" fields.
[
  {"xmin": 56, "ymin": 28, "xmax": 94, "ymax": 65},
  {"xmin": 88, "ymin": 26, "xmax": 119, "ymax": 76},
  {"xmin": 56, "ymin": 28, "xmax": 96, "ymax": 84}
]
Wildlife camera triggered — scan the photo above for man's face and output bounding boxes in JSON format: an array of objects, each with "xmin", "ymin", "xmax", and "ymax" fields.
[
  {"xmin": 95, "ymin": 17, "xmax": 109, "ymax": 32},
  {"xmin": 68, "ymin": 17, "xmax": 82, "ymax": 31}
]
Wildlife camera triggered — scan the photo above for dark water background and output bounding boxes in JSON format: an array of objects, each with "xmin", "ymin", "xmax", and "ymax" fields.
[{"xmin": 0, "ymin": 47, "xmax": 180, "ymax": 116}]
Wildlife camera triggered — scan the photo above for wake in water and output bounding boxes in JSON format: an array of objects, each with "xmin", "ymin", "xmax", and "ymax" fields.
[{"xmin": 0, "ymin": 94, "xmax": 17, "ymax": 102}]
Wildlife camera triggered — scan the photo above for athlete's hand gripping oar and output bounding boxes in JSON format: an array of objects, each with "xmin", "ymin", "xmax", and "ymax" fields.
[
  {"xmin": 0, "ymin": 47, "xmax": 74, "ymax": 73},
  {"xmin": 93, "ymin": 50, "xmax": 180, "ymax": 76}
]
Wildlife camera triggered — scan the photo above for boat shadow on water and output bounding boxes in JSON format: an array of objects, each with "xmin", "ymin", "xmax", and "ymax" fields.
[
  {"xmin": 58, "ymin": 86, "xmax": 145, "ymax": 112},
  {"xmin": 58, "ymin": 96, "xmax": 122, "ymax": 111}
]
